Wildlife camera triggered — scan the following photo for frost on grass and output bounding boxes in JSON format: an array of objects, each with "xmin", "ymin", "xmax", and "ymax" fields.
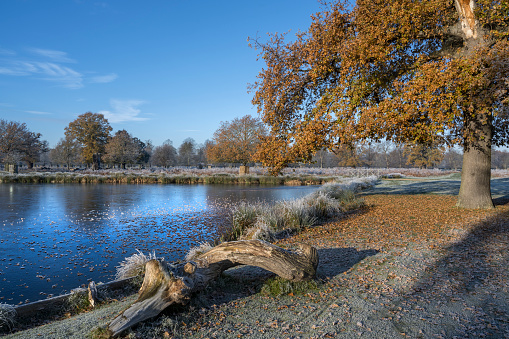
[
  {"xmin": 241, "ymin": 219, "xmax": 275, "ymax": 242},
  {"xmin": 0, "ymin": 303, "xmax": 16, "ymax": 330},
  {"xmin": 185, "ymin": 242, "xmax": 213, "ymax": 261},
  {"xmin": 115, "ymin": 249, "xmax": 160, "ymax": 280},
  {"xmin": 218, "ymin": 178, "xmax": 372, "ymax": 242},
  {"xmin": 331, "ymin": 175, "xmax": 379, "ymax": 192}
]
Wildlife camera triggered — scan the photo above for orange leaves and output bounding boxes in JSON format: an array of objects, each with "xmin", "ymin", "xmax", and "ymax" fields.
[
  {"xmin": 207, "ymin": 115, "xmax": 267, "ymax": 166},
  {"xmin": 251, "ymin": 0, "xmax": 509, "ymax": 173},
  {"xmin": 65, "ymin": 112, "xmax": 112, "ymax": 165},
  {"xmin": 278, "ymin": 194, "xmax": 506, "ymax": 251}
]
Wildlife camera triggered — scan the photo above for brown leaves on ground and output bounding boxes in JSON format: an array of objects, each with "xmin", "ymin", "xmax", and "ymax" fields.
[
  {"xmin": 126, "ymin": 194, "xmax": 509, "ymax": 338},
  {"xmin": 277, "ymin": 194, "xmax": 508, "ymax": 250}
]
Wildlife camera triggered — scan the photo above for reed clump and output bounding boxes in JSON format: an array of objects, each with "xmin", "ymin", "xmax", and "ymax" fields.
[
  {"xmin": 213, "ymin": 177, "xmax": 378, "ymax": 244},
  {"xmin": 115, "ymin": 250, "xmax": 160, "ymax": 280}
]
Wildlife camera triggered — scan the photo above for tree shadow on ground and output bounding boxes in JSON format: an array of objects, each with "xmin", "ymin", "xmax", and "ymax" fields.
[
  {"xmin": 316, "ymin": 247, "xmax": 379, "ymax": 279},
  {"xmin": 364, "ymin": 179, "xmax": 462, "ymax": 195},
  {"xmin": 395, "ymin": 204, "xmax": 509, "ymax": 338},
  {"xmin": 362, "ymin": 177, "xmax": 509, "ymax": 201}
]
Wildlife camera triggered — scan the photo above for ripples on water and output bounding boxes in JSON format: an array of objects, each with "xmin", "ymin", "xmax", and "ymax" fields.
[{"xmin": 0, "ymin": 183, "xmax": 318, "ymax": 304}]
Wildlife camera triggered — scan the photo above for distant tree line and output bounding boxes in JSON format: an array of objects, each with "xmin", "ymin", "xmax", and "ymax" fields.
[
  {"xmin": 310, "ymin": 141, "xmax": 509, "ymax": 170},
  {"xmin": 2, "ymin": 114, "xmax": 509, "ymax": 171}
]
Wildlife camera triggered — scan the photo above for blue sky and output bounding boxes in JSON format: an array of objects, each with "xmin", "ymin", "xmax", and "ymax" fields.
[{"xmin": 0, "ymin": 0, "xmax": 324, "ymax": 148}]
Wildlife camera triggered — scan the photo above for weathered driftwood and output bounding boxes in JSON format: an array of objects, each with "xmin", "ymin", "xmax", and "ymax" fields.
[
  {"xmin": 88, "ymin": 281, "xmax": 99, "ymax": 308},
  {"xmin": 108, "ymin": 239, "xmax": 318, "ymax": 336}
]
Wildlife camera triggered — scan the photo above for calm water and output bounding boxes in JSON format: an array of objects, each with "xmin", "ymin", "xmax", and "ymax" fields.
[{"xmin": 0, "ymin": 183, "xmax": 318, "ymax": 304}]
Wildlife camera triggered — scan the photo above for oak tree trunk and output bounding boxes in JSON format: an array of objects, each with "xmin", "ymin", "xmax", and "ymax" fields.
[
  {"xmin": 457, "ymin": 113, "xmax": 494, "ymax": 209},
  {"xmin": 453, "ymin": 0, "xmax": 494, "ymax": 209},
  {"xmin": 108, "ymin": 240, "xmax": 318, "ymax": 337}
]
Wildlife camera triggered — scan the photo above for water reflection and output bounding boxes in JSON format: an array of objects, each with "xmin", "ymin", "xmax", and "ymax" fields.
[{"xmin": 0, "ymin": 183, "xmax": 318, "ymax": 304}]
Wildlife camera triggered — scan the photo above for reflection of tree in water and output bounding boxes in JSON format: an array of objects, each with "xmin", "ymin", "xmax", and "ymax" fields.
[
  {"xmin": 0, "ymin": 184, "xmax": 45, "ymax": 224},
  {"xmin": 60, "ymin": 185, "xmax": 149, "ymax": 230}
]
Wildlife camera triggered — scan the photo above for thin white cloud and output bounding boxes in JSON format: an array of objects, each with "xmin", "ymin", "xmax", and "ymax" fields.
[
  {"xmin": 99, "ymin": 99, "xmax": 149, "ymax": 123},
  {"xmin": 28, "ymin": 48, "xmax": 76, "ymax": 63},
  {"xmin": 25, "ymin": 110, "xmax": 51, "ymax": 115},
  {"xmin": 90, "ymin": 73, "xmax": 118, "ymax": 83},
  {"xmin": 0, "ymin": 61, "xmax": 34, "ymax": 76},
  {"xmin": 0, "ymin": 48, "xmax": 16, "ymax": 56},
  {"xmin": 33, "ymin": 62, "xmax": 83, "ymax": 89},
  {"xmin": 0, "ymin": 47, "xmax": 115, "ymax": 89},
  {"xmin": 0, "ymin": 59, "xmax": 83, "ymax": 88}
]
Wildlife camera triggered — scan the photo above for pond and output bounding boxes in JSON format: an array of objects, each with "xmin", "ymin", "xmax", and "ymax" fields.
[{"xmin": 0, "ymin": 183, "xmax": 319, "ymax": 305}]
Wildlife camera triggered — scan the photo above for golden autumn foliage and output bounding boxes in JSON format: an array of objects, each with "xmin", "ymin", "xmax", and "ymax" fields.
[
  {"xmin": 65, "ymin": 112, "xmax": 112, "ymax": 168},
  {"xmin": 207, "ymin": 115, "xmax": 267, "ymax": 165},
  {"xmin": 251, "ymin": 0, "xmax": 508, "ymax": 208}
]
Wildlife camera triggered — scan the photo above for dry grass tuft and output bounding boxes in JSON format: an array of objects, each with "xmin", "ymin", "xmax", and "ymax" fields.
[
  {"xmin": 0, "ymin": 303, "xmax": 16, "ymax": 331},
  {"xmin": 115, "ymin": 249, "xmax": 160, "ymax": 280},
  {"xmin": 185, "ymin": 242, "xmax": 214, "ymax": 261}
]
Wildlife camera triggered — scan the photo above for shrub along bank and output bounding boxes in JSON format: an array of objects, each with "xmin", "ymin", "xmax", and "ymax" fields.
[{"xmin": 0, "ymin": 171, "xmax": 337, "ymax": 185}]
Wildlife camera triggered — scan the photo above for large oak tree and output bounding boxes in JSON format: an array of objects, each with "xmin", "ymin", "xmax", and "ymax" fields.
[
  {"xmin": 251, "ymin": 0, "xmax": 508, "ymax": 208},
  {"xmin": 103, "ymin": 130, "xmax": 146, "ymax": 169},
  {"xmin": 0, "ymin": 119, "xmax": 47, "ymax": 168},
  {"xmin": 65, "ymin": 112, "xmax": 112, "ymax": 170},
  {"xmin": 207, "ymin": 115, "xmax": 267, "ymax": 166}
]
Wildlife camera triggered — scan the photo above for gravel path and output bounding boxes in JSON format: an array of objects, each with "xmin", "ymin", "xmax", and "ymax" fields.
[{"xmin": 3, "ymin": 177, "xmax": 508, "ymax": 338}]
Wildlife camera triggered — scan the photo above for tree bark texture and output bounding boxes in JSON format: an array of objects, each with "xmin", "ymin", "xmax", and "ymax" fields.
[
  {"xmin": 453, "ymin": 0, "xmax": 494, "ymax": 209},
  {"xmin": 457, "ymin": 113, "xmax": 494, "ymax": 209},
  {"xmin": 108, "ymin": 240, "xmax": 318, "ymax": 337}
]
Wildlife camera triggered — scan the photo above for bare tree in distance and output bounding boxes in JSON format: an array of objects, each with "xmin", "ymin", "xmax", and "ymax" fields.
[
  {"xmin": 151, "ymin": 140, "xmax": 178, "ymax": 168},
  {"xmin": 103, "ymin": 130, "xmax": 147, "ymax": 169},
  {"xmin": 50, "ymin": 136, "xmax": 83, "ymax": 169},
  {"xmin": 178, "ymin": 138, "xmax": 197, "ymax": 167},
  {"xmin": 0, "ymin": 119, "xmax": 47, "ymax": 169}
]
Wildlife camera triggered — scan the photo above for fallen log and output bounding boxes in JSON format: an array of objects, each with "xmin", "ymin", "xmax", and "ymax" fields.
[{"xmin": 108, "ymin": 239, "xmax": 318, "ymax": 337}]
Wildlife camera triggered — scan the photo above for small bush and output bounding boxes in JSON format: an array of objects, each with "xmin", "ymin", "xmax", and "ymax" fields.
[
  {"xmin": 232, "ymin": 202, "xmax": 259, "ymax": 230},
  {"xmin": 303, "ymin": 191, "xmax": 341, "ymax": 219},
  {"xmin": 223, "ymin": 202, "xmax": 268, "ymax": 242},
  {"xmin": 66, "ymin": 289, "xmax": 90, "ymax": 313},
  {"xmin": 241, "ymin": 219, "xmax": 275, "ymax": 241},
  {"xmin": 90, "ymin": 326, "xmax": 112, "ymax": 339},
  {"xmin": 277, "ymin": 200, "xmax": 317, "ymax": 231}
]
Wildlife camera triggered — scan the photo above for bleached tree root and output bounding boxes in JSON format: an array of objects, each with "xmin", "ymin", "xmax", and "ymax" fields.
[{"xmin": 108, "ymin": 240, "xmax": 318, "ymax": 337}]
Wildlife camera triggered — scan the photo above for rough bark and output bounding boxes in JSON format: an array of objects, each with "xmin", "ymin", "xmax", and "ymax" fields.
[
  {"xmin": 454, "ymin": 0, "xmax": 478, "ymax": 39},
  {"xmin": 457, "ymin": 113, "xmax": 494, "ymax": 209},
  {"xmin": 453, "ymin": 0, "xmax": 495, "ymax": 209},
  {"xmin": 88, "ymin": 281, "xmax": 99, "ymax": 308},
  {"xmin": 108, "ymin": 240, "xmax": 318, "ymax": 337},
  {"xmin": 239, "ymin": 165, "xmax": 249, "ymax": 175}
]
